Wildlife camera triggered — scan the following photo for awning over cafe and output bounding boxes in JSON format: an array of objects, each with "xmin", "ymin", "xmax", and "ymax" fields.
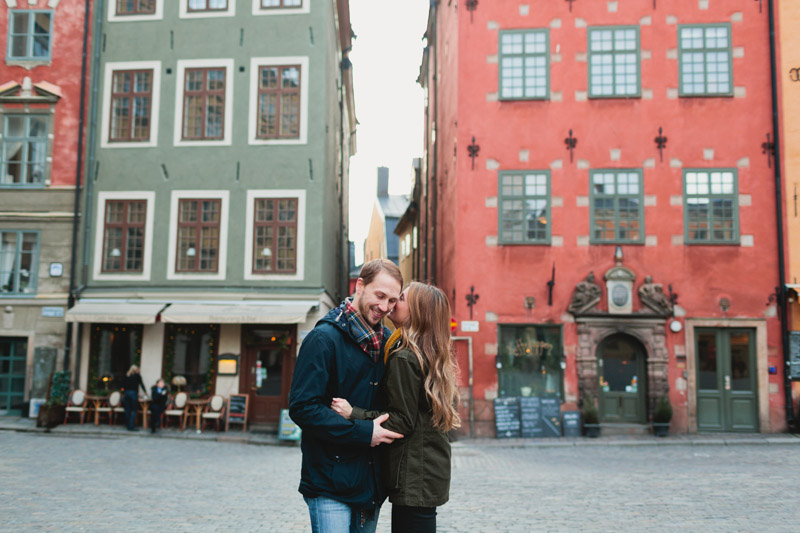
[
  {"xmin": 159, "ymin": 302, "xmax": 315, "ymax": 324},
  {"xmin": 65, "ymin": 301, "xmax": 167, "ymax": 324}
]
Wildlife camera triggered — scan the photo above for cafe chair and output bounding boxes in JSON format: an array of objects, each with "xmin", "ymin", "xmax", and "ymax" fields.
[
  {"xmin": 106, "ymin": 391, "xmax": 124, "ymax": 425},
  {"xmin": 94, "ymin": 392, "xmax": 116, "ymax": 425},
  {"xmin": 64, "ymin": 389, "xmax": 88, "ymax": 424},
  {"xmin": 164, "ymin": 391, "xmax": 188, "ymax": 430},
  {"xmin": 201, "ymin": 395, "xmax": 226, "ymax": 432}
]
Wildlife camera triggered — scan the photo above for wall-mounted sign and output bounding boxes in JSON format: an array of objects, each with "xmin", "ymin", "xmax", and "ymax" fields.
[
  {"xmin": 461, "ymin": 320, "xmax": 479, "ymax": 332},
  {"xmin": 41, "ymin": 307, "xmax": 64, "ymax": 318},
  {"xmin": 217, "ymin": 353, "xmax": 239, "ymax": 375},
  {"xmin": 49, "ymin": 263, "xmax": 63, "ymax": 277}
]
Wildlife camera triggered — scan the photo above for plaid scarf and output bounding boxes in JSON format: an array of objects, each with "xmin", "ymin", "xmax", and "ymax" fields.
[{"xmin": 343, "ymin": 299, "xmax": 383, "ymax": 362}]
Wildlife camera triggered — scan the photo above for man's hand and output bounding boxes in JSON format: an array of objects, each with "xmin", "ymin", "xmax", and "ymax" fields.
[
  {"xmin": 371, "ymin": 413, "xmax": 403, "ymax": 447},
  {"xmin": 331, "ymin": 397, "xmax": 353, "ymax": 419}
]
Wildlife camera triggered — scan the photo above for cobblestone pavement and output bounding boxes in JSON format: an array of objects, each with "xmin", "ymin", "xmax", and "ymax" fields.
[{"xmin": 1, "ymin": 430, "xmax": 799, "ymax": 532}]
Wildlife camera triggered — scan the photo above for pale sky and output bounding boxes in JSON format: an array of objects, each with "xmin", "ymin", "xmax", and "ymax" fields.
[{"xmin": 347, "ymin": 0, "xmax": 430, "ymax": 266}]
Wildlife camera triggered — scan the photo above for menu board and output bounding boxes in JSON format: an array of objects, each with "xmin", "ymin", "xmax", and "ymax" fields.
[
  {"xmin": 562, "ymin": 411, "xmax": 581, "ymax": 437},
  {"xmin": 493, "ymin": 397, "xmax": 521, "ymax": 438},
  {"xmin": 225, "ymin": 394, "xmax": 248, "ymax": 432},
  {"xmin": 278, "ymin": 409, "xmax": 302, "ymax": 441},
  {"xmin": 539, "ymin": 396, "xmax": 562, "ymax": 438},
  {"xmin": 790, "ymin": 331, "xmax": 800, "ymax": 380},
  {"xmin": 519, "ymin": 396, "xmax": 543, "ymax": 438}
]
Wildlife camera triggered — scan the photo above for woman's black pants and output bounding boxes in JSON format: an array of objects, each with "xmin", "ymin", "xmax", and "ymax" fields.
[{"xmin": 391, "ymin": 505, "xmax": 436, "ymax": 533}]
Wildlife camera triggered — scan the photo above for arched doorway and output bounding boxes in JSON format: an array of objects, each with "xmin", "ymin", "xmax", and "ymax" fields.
[{"xmin": 597, "ymin": 334, "xmax": 647, "ymax": 423}]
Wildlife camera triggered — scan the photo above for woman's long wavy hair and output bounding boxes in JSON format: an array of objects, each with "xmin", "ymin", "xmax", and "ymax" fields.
[{"xmin": 397, "ymin": 282, "xmax": 461, "ymax": 432}]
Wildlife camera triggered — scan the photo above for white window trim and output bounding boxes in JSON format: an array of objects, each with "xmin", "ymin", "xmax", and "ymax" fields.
[
  {"xmin": 173, "ymin": 59, "xmax": 234, "ymax": 147},
  {"xmin": 93, "ymin": 191, "xmax": 155, "ymax": 282},
  {"xmin": 167, "ymin": 190, "xmax": 229, "ymax": 281},
  {"xmin": 244, "ymin": 189, "xmax": 306, "ymax": 281},
  {"xmin": 108, "ymin": 1, "xmax": 164, "ymax": 22},
  {"xmin": 179, "ymin": 0, "xmax": 236, "ymax": 18},
  {"xmin": 100, "ymin": 61, "xmax": 162, "ymax": 149},
  {"xmin": 248, "ymin": 56, "xmax": 309, "ymax": 145},
  {"xmin": 251, "ymin": 0, "xmax": 310, "ymax": 16}
]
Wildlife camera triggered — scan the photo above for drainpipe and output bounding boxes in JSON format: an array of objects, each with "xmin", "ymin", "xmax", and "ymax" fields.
[
  {"xmin": 64, "ymin": 0, "xmax": 92, "ymax": 377},
  {"xmin": 767, "ymin": 0, "xmax": 794, "ymax": 425},
  {"xmin": 430, "ymin": 0, "xmax": 438, "ymax": 285}
]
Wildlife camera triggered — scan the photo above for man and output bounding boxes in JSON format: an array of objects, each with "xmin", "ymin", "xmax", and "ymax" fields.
[{"xmin": 289, "ymin": 259, "xmax": 405, "ymax": 532}]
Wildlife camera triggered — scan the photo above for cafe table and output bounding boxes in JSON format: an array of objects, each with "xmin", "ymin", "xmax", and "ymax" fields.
[
  {"xmin": 85, "ymin": 394, "xmax": 106, "ymax": 425},
  {"xmin": 138, "ymin": 398, "xmax": 151, "ymax": 429},
  {"xmin": 186, "ymin": 398, "xmax": 209, "ymax": 432}
]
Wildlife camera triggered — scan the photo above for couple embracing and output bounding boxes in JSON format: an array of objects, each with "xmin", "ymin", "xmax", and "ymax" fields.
[{"xmin": 289, "ymin": 259, "xmax": 460, "ymax": 532}]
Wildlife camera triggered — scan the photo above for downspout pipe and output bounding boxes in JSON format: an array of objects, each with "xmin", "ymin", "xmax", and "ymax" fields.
[
  {"xmin": 430, "ymin": 0, "xmax": 438, "ymax": 285},
  {"xmin": 64, "ymin": 0, "xmax": 92, "ymax": 375},
  {"xmin": 767, "ymin": 0, "xmax": 794, "ymax": 425}
]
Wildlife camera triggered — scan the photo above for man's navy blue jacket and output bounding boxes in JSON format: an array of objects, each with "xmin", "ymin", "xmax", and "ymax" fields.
[{"xmin": 289, "ymin": 304, "xmax": 390, "ymax": 509}]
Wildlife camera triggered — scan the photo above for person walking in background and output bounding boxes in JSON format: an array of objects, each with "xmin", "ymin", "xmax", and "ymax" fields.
[
  {"xmin": 150, "ymin": 378, "xmax": 168, "ymax": 434},
  {"xmin": 121, "ymin": 365, "xmax": 147, "ymax": 431},
  {"xmin": 289, "ymin": 259, "xmax": 405, "ymax": 533},
  {"xmin": 332, "ymin": 282, "xmax": 461, "ymax": 533}
]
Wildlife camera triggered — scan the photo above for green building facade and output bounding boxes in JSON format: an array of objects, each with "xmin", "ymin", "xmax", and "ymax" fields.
[{"xmin": 68, "ymin": 0, "xmax": 355, "ymax": 427}]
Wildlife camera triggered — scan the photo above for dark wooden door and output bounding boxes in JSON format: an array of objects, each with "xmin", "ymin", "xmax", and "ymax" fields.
[
  {"xmin": 240, "ymin": 327, "xmax": 296, "ymax": 425},
  {"xmin": 598, "ymin": 334, "xmax": 646, "ymax": 423}
]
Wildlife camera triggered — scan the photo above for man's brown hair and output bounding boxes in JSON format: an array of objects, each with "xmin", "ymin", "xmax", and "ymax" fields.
[{"xmin": 359, "ymin": 259, "xmax": 403, "ymax": 289}]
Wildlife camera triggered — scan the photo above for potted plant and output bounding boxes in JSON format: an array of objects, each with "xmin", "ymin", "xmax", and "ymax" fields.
[
  {"xmin": 652, "ymin": 395, "xmax": 673, "ymax": 437},
  {"xmin": 36, "ymin": 371, "xmax": 71, "ymax": 429},
  {"xmin": 582, "ymin": 394, "xmax": 600, "ymax": 438}
]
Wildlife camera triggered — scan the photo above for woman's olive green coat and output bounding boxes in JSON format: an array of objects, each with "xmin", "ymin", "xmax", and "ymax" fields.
[{"xmin": 353, "ymin": 348, "xmax": 452, "ymax": 507}]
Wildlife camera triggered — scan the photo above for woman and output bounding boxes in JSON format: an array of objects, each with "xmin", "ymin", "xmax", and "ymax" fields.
[
  {"xmin": 332, "ymin": 282, "xmax": 460, "ymax": 532},
  {"xmin": 121, "ymin": 365, "xmax": 147, "ymax": 431}
]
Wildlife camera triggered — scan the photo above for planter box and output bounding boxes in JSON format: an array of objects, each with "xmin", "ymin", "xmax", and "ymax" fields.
[
  {"xmin": 583, "ymin": 423, "xmax": 601, "ymax": 438},
  {"xmin": 652, "ymin": 422, "xmax": 670, "ymax": 437},
  {"xmin": 36, "ymin": 405, "xmax": 66, "ymax": 429}
]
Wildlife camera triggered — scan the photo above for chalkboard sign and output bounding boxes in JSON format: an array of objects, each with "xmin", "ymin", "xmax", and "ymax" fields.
[
  {"xmin": 539, "ymin": 396, "xmax": 562, "ymax": 438},
  {"xmin": 278, "ymin": 408, "xmax": 302, "ymax": 441},
  {"xmin": 520, "ymin": 396, "xmax": 543, "ymax": 438},
  {"xmin": 494, "ymin": 397, "xmax": 521, "ymax": 438},
  {"xmin": 225, "ymin": 394, "xmax": 248, "ymax": 432},
  {"xmin": 790, "ymin": 331, "xmax": 800, "ymax": 380},
  {"xmin": 562, "ymin": 411, "xmax": 581, "ymax": 438}
]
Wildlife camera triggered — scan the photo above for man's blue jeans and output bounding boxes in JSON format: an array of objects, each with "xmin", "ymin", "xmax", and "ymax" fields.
[{"xmin": 304, "ymin": 496, "xmax": 380, "ymax": 533}]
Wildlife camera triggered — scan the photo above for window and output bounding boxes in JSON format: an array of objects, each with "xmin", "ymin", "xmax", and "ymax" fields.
[
  {"xmin": 109, "ymin": 70, "xmax": 153, "ymax": 142},
  {"xmin": 182, "ymin": 68, "xmax": 226, "ymax": 141},
  {"xmin": 116, "ymin": 0, "xmax": 156, "ymax": 15},
  {"xmin": 176, "ymin": 199, "xmax": 221, "ymax": 272},
  {"xmin": 0, "ymin": 231, "xmax": 39, "ymax": 296},
  {"xmin": 498, "ymin": 29, "xmax": 549, "ymax": 100},
  {"xmin": 89, "ymin": 325, "xmax": 142, "ymax": 394},
  {"xmin": 163, "ymin": 325, "xmax": 218, "ymax": 396},
  {"xmin": 590, "ymin": 169, "xmax": 644, "ymax": 243},
  {"xmin": 257, "ymin": 65, "xmax": 301, "ymax": 139},
  {"xmin": 187, "ymin": 0, "xmax": 227, "ymax": 11},
  {"xmin": 678, "ymin": 24, "xmax": 732, "ymax": 96},
  {"xmin": 261, "ymin": 0, "xmax": 302, "ymax": 8},
  {"xmin": 1, "ymin": 115, "xmax": 48, "ymax": 187},
  {"xmin": 7, "ymin": 10, "xmax": 52, "ymax": 61},
  {"xmin": 253, "ymin": 198, "xmax": 297, "ymax": 273},
  {"xmin": 588, "ymin": 26, "xmax": 640, "ymax": 98},
  {"xmin": 497, "ymin": 325, "xmax": 563, "ymax": 400},
  {"xmin": 498, "ymin": 171, "xmax": 550, "ymax": 244},
  {"xmin": 684, "ymin": 169, "xmax": 738, "ymax": 243},
  {"xmin": 102, "ymin": 200, "xmax": 146, "ymax": 272}
]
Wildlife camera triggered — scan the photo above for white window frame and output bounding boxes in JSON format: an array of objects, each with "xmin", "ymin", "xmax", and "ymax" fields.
[
  {"xmin": 248, "ymin": 56, "xmax": 309, "ymax": 145},
  {"xmin": 108, "ymin": 1, "xmax": 164, "ymax": 22},
  {"xmin": 173, "ymin": 59, "xmax": 234, "ymax": 147},
  {"xmin": 100, "ymin": 61, "xmax": 162, "ymax": 149},
  {"xmin": 244, "ymin": 189, "xmax": 306, "ymax": 281},
  {"xmin": 252, "ymin": 0, "xmax": 309, "ymax": 16},
  {"xmin": 93, "ymin": 191, "xmax": 155, "ymax": 281},
  {"xmin": 179, "ymin": 0, "xmax": 236, "ymax": 19},
  {"xmin": 167, "ymin": 190, "xmax": 229, "ymax": 281}
]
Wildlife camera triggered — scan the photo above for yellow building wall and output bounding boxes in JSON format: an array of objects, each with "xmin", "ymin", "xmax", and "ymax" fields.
[
  {"xmin": 363, "ymin": 203, "xmax": 385, "ymax": 264},
  {"xmin": 780, "ymin": 0, "xmax": 800, "ymax": 285}
]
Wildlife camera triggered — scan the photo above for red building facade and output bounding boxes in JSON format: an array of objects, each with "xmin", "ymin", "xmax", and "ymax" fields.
[
  {"xmin": 418, "ymin": 1, "xmax": 787, "ymax": 436},
  {"xmin": 0, "ymin": 0, "xmax": 93, "ymax": 414}
]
